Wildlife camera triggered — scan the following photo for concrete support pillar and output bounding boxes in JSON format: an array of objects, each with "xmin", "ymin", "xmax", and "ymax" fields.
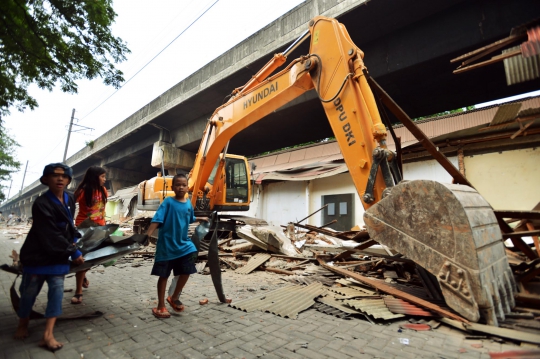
[{"xmin": 151, "ymin": 141, "xmax": 196, "ymax": 172}]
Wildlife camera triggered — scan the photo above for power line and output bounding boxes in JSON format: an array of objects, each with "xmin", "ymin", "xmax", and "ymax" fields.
[
  {"xmin": 80, "ymin": 0, "xmax": 220, "ymax": 121},
  {"xmin": 28, "ymin": 134, "xmax": 67, "ymax": 170}
]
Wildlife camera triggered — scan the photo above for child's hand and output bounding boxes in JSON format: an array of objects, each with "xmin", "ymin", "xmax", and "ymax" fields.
[
  {"xmin": 72, "ymin": 256, "xmax": 85, "ymax": 266},
  {"xmin": 197, "ymin": 217, "xmax": 209, "ymax": 222}
]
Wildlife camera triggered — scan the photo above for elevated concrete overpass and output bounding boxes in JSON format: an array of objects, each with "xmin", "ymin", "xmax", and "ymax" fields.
[{"xmin": 2, "ymin": 0, "xmax": 538, "ymax": 215}]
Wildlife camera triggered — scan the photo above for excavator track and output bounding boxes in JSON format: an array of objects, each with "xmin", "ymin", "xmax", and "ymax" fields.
[{"xmin": 364, "ymin": 180, "xmax": 516, "ymax": 325}]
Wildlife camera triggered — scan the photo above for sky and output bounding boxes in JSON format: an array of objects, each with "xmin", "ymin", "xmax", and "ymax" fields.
[{"xmin": 1, "ymin": 0, "xmax": 305, "ymax": 201}]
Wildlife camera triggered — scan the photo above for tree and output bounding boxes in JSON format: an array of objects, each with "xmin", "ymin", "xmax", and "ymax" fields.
[
  {"xmin": 0, "ymin": 0, "xmax": 130, "ymax": 116},
  {"xmin": 0, "ymin": 130, "xmax": 21, "ymax": 202},
  {"xmin": 413, "ymin": 105, "xmax": 476, "ymax": 122}
]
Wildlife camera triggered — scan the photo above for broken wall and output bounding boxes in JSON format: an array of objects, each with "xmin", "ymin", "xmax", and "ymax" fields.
[{"xmin": 464, "ymin": 147, "xmax": 540, "ymax": 210}]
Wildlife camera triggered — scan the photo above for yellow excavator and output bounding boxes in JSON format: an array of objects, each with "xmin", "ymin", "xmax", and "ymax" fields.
[{"xmin": 137, "ymin": 16, "xmax": 515, "ymax": 325}]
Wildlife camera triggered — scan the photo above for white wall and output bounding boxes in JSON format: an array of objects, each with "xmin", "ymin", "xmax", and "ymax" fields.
[
  {"xmin": 403, "ymin": 156, "xmax": 458, "ymax": 184},
  {"xmin": 245, "ymin": 158, "xmax": 463, "ymax": 228},
  {"xmin": 464, "ymin": 147, "xmax": 540, "ymax": 210},
  {"xmin": 259, "ymin": 181, "xmax": 307, "ymax": 226}
]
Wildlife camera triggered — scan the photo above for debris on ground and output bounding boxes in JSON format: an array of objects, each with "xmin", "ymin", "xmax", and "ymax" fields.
[{"xmin": 3, "ymin": 204, "xmax": 540, "ymax": 350}]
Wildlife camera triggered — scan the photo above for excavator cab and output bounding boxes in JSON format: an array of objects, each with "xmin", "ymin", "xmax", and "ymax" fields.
[{"xmin": 194, "ymin": 154, "xmax": 251, "ymax": 213}]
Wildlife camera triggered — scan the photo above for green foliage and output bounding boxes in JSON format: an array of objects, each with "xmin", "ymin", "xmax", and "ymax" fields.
[
  {"xmin": 413, "ymin": 105, "xmax": 476, "ymax": 122},
  {"xmin": 0, "ymin": 0, "xmax": 130, "ymax": 116},
  {"xmin": 250, "ymin": 137, "xmax": 335, "ymax": 158},
  {"xmin": 0, "ymin": 130, "xmax": 21, "ymax": 202},
  {"xmin": 85, "ymin": 139, "xmax": 95, "ymax": 149}
]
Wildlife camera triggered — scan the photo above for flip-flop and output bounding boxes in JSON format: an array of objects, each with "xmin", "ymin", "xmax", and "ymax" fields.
[
  {"xmin": 82, "ymin": 277, "xmax": 90, "ymax": 288},
  {"xmin": 166, "ymin": 296, "xmax": 185, "ymax": 313},
  {"xmin": 152, "ymin": 307, "xmax": 171, "ymax": 319},
  {"xmin": 70, "ymin": 294, "xmax": 83, "ymax": 305},
  {"xmin": 39, "ymin": 342, "xmax": 63, "ymax": 352}
]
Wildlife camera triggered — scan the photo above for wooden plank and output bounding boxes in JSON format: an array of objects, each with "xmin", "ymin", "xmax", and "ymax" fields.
[
  {"xmin": 502, "ymin": 230, "xmax": 540, "ymax": 239},
  {"xmin": 333, "ymin": 239, "xmax": 377, "ymax": 261},
  {"xmin": 265, "ymin": 267, "xmax": 295, "ymax": 276},
  {"xmin": 440, "ymin": 318, "xmax": 540, "ymax": 345},
  {"xmin": 497, "ymin": 217, "xmax": 538, "ymax": 260},
  {"xmin": 526, "ymin": 222, "xmax": 540, "ymax": 257},
  {"xmin": 317, "ymin": 257, "xmax": 468, "ymax": 323}
]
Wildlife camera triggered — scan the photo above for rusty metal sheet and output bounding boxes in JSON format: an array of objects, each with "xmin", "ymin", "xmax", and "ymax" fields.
[
  {"xmin": 401, "ymin": 323, "xmax": 432, "ymax": 331},
  {"xmin": 383, "ymin": 297, "xmax": 433, "ymax": 317},
  {"xmin": 235, "ymin": 253, "xmax": 271, "ymax": 274},
  {"xmin": 521, "ymin": 26, "xmax": 540, "ymax": 58},
  {"xmin": 489, "ymin": 349, "xmax": 540, "ymax": 359},
  {"xmin": 230, "ymin": 282, "xmax": 325, "ymax": 319},
  {"xmin": 344, "ymin": 299, "xmax": 405, "ymax": 320},
  {"xmin": 318, "ymin": 258, "xmax": 469, "ymax": 323}
]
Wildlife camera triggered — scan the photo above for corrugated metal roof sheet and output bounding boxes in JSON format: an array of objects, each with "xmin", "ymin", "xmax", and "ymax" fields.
[
  {"xmin": 230, "ymin": 282, "xmax": 325, "ymax": 319},
  {"xmin": 248, "ymin": 95, "xmax": 540, "ymax": 180},
  {"xmin": 518, "ymin": 107, "xmax": 540, "ymax": 117},
  {"xmin": 318, "ymin": 295, "xmax": 362, "ymax": 314},
  {"xmin": 383, "ymin": 297, "xmax": 434, "ymax": 317},
  {"xmin": 504, "ymin": 46, "xmax": 540, "ymax": 85},
  {"xmin": 313, "ymin": 302, "xmax": 353, "ymax": 319},
  {"xmin": 235, "ymin": 253, "xmax": 271, "ymax": 274},
  {"xmin": 344, "ymin": 299, "xmax": 405, "ymax": 320},
  {"xmin": 335, "ymin": 278, "xmax": 378, "ymax": 295},
  {"xmin": 329, "ymin": 286, "xmax": 377, "ymax": 298},
  {"xmin": 490, "ymin": 103, "xmax": 522, "ymax": 126}
]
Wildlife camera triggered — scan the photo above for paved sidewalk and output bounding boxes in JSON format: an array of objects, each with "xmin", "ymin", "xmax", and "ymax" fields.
[{"xmin": 0, "ymin": 230, "xmax": 525, "ymax": 359}]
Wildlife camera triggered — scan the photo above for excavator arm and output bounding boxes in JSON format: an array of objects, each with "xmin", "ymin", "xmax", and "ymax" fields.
[{"xmin": 189, "ymin": 17, "xmax": 395, "ymax": 213}]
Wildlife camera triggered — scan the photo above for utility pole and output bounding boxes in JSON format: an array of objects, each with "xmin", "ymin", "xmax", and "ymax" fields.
[
  {"xmin": 20, "ymin": 161, "xmax": 29, "ymax": 196},
  {"xmin": 6, "ymin": 180, "xmax": 12, "ymax": 201},
  {"xmin": 63, "ymin": 109, "xmax": 75, "ymax": 163}
]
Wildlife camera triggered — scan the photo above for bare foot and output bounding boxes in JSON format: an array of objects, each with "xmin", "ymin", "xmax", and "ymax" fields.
[
  {"xmin": 14, "ymin": 318, "xmax": 29, "ymax": 339},
  {"xmin": 39, "ymin": 336, "xmax": 63, "ymax": 352}
]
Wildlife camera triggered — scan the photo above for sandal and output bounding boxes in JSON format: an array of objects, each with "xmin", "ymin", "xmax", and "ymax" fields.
[
  {"xmin": 166, "ymin": 296, "xmax": 185, "ymax": 313},
  {"xmin": 152, "ymin": 307, "xmax": 171, "ymax": 319},
  {"xmin": 82, "ymin": 277, "xmax": 90, "ymax": 288},
  {"xmin": 70, "ymin": 294, "xmax": 83, "ymax": 305}
]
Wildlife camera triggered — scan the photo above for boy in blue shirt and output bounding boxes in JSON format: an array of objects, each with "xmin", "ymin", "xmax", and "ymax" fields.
[
  {"xmin": 15, "ymin": 163, "xmax": 84, "ymax": 351},
  {"xmin": 147, "ymin": 174, "xmax": 206, "ymax": 318}
]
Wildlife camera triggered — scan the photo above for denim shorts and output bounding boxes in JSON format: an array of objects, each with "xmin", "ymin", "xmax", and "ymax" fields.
[
  {"xmin": 151, "ymin": 252, "xmax": 197, "ymax": 277},
  {"xmin": 18, "ymin": 273, "xmax": 65, "ymax": 319}
]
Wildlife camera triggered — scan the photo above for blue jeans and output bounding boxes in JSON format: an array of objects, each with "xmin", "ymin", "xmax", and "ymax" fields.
[{"xmin": 18, "ymin": 273, "xmax": 65, "ymax": 319}]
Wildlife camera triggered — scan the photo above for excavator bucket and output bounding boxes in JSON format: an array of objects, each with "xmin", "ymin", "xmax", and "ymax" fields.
[{"xmin": 364, "ymin": 180, "xmax": 516, "ymax": 325}]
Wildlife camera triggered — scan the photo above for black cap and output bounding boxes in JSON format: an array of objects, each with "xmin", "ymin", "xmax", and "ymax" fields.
[{"xmin": 40, "ymin": 163, "xmax": 73, "ymax": 185}]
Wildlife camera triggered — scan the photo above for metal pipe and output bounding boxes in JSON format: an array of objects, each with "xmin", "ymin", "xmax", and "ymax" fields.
[{"xmin": 283, "ymin": 29, "xmax": 310, "ymax": 57}]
